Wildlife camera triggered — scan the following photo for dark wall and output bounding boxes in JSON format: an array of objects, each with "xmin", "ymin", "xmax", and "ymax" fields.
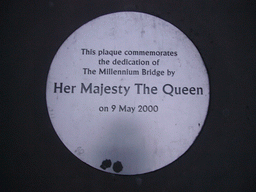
[{"xmin": 2, "ymin": 0, "xmax": 256, "ymax": 191}]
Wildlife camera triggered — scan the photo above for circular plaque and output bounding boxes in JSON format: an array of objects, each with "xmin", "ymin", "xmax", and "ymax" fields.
[{"xmin": 46, "ymin": 12, "xmax": 209, "ymax": 175}]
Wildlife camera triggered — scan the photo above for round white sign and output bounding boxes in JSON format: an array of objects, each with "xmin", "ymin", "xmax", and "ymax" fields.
[{"xmin": 46, "ymin": 12, "xmax": 209, "ymax": 175}]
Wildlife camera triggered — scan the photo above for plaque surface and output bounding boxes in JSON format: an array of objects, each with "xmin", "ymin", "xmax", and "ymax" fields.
[{"xmin": 46, "ymin": 12, "xmax": 209, "ymax": 175}]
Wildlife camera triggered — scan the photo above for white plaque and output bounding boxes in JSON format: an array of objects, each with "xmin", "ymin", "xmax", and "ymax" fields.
[{"xmin": 46, "ymin": 12, "xmax": 209, "ymax": 175}]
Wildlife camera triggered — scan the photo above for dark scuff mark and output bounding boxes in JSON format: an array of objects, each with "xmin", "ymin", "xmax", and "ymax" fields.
[
  {"xmin": 135, "ymin": 177, "xmax": 142, "ymax": 186},
  {"xmin": 141, "ymin": 28, "xmax": 145, "ymax": 37},
  {"xmin": 113, "ymin": 161, "xmax": 123, "ymax": 173},
  {"xmin": 100, "ymin": 159, "xmax": 112, "ymax": 170},
  {"xmin": 75, "ymin": 147, "xmax": 84, "ymax": 155}
]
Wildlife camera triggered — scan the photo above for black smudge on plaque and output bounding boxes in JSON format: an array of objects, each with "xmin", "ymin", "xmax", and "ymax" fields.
[
  {"xmin": 100, "ymin": 159, "xmax": 112, "ymax": 170},
  {"xmin": 113, "ymin": 161, "xmax": 123, "ymax": 173}
]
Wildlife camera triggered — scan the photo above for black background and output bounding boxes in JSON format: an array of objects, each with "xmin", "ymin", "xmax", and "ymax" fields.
[{"xmin": 2, "ymin": 0, "xmax": 256, "ymax": 191}]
